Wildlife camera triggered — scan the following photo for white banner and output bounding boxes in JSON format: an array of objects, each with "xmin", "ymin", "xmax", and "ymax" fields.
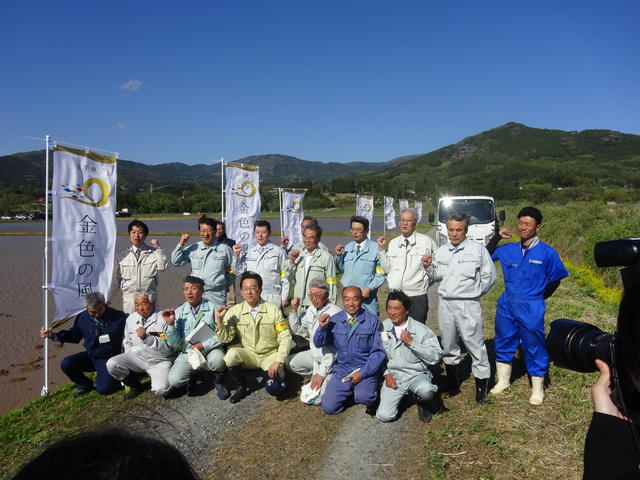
[
  {"xmin": 356, "ymin": 195, "xmax": 374, "ymax": 237},
  {"xmin": 399, "ymin": 199, "xmax": 409, "ymax": 211},
  {"xmin": 51, "ymin": 146, "xmax": 117, "ymax": 321},
  {"xmin": 415, "ymin": 201, "xmax": 423, "ymax": 223},
  {"xmin": 225, "ymin": 163, "xmax": 261, "ymax": 253},
  {"xmin": 384, "ymin": 196, "xmax": 396, "ymax": 230},
  {"xmin": 281, "ymin": 190, "xmax": 305, "ymax": 248}
]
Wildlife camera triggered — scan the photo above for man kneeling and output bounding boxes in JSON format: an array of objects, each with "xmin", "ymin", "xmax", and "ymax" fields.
[
  {"xmin": 285, "ymin": 278, "xmax": 340, "ymax": 405},
  {"xmin": 215, "ymin": 272, "xmax": 292, "ymax": 403},
  {"xmin": 314, "ymin": 286, "xmax": 385, "ymax": 415},
  {"xmin": 376, "ymin": 290, "xmax": 443, "ymax": 423},
  {"xmin": 163, "ymin": 276, "xmax": 228, "ymax": 399},
  {"xmin": 107, "ymin": 292, "xmax": 176, "ymax": 398}
]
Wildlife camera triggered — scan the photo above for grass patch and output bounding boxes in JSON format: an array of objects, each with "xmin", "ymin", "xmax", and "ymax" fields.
[{"xmin": 0, "ymin": 378, "xmax": 131, "ymax": 478}]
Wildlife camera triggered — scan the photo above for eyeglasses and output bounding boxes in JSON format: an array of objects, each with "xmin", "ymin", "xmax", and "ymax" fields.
[
  {"xmin": 242, "ymin": 286, "xmax": 260, "ymax": 292},
  {"xmin": 308, "ymin": 292, "xmax": 325, "ymax": 299}
]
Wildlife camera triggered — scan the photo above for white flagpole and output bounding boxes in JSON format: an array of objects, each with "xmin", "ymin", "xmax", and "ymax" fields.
[
  {"xmin": 278, "ymin": 188, "xmax": 283, "ymax": 242},
  {"xmin": 220, "ymin": 158, "xmax": 224, "ymax": 221},
  {"xmin": 42, "ymin": 135, "xmax": 51, "ymax": 396}
]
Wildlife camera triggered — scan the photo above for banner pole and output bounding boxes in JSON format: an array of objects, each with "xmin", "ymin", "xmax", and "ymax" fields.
[
  {"xmin": 220, "ymin": 158, "xmax": 224, "ymax": 221},
  {"xmin": 278, "ymin": 188, "xmax": 283, "ymax": 242},
  {"xmin": 42, "ymin": 135, "xmax": 50, "ymax": 396}
]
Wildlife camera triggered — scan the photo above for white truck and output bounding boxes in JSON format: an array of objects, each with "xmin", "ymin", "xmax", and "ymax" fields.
[{"xmin": 428, "ymin": 196, "xmax": 505, "ymax": 246}]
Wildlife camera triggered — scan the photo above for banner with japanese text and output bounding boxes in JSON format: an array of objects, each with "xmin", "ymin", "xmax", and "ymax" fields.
[
  {"xmin": 281, "ymin": 190, "xmax": 305, "ymax": 248},
  {"xmin": 51, "ymin": 146, "xmax": 117, "ymax": 321},
  {"xmin": 415, "ymin": 201, "xmax": 423, "ymax": 223},
  {"xmin": 384, "ymin": 196, "xmax": 396, "ymax": 230},
  {"xmin": 356, "ymin": 195, "xmax": 374, "ymax": 237},
  {"xmin": 225, "ymin": 162, "xmax": 261, "ymax": 253},
  {"xmin": 399, "ymin": 199, "xmax": 409, "ymax": 211}
]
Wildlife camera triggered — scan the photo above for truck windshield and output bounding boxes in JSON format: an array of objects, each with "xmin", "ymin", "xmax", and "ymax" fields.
[{"xmin": 439, "ymin": 199, "xmax": 495, "ymax": 225}]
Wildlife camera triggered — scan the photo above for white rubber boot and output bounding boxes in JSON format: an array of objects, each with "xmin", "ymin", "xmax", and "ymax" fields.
[
  {"xmin": 490, "ymin": 362, "xmax": 512, "ymax": 394},
  {"xmin": 529, "ymin": 376, "xmax": 545, "ymax": 406}
]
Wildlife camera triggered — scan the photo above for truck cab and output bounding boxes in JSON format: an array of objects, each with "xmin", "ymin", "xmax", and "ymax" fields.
[{"xmin": 429, "ymin": 196, "xmax": 505, "ymax": 246}]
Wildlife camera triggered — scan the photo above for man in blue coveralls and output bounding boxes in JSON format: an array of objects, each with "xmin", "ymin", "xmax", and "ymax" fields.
[
  {"xmin": 334, "ymin": 216, "xmax": 386, "ymax": 315},
  {"xmin": 314, "ymin": 286, "xmax": 385, "ymax": 415},
  {"xmin": 487, "ymin": 206, "xmax": 568, "ymax": 406}
]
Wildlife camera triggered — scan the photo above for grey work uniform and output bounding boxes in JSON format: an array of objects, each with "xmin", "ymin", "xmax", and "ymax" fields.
[
  {"xmin": 376, "ymin": 317, "xmax": 442, "ymax": 422},
  {"xmin": 426, "ymin": 239, "xmax": 495, "ymax": 379}
]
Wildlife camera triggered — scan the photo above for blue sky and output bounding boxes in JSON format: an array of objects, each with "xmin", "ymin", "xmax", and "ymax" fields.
[{"xmin": 1, "ymin": 1, "xmax": 638, "ymax": 165}]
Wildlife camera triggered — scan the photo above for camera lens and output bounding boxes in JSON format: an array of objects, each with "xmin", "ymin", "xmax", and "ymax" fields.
[{"xmin": 546, "ymin": 319, "xmax": 615, "ymax": 373}]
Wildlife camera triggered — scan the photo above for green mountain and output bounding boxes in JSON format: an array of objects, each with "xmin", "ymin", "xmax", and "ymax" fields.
[
  {"xmin": 0, "ymin": 152, "xmax": 396, "ymax": 192},
  {"xmin": 344, "ymin": 122, "xmax": 640, "ymax": 201}
]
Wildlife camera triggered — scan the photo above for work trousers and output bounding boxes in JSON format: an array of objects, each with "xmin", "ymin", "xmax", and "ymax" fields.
[
  {"xmin": 106, "ymin": 352, "xmax": 173, "ymax": 396},
  {"xmin": 408, "ymin": 293, "xmax": 429, "ymax": 324},
  {"xmin": 285, "ymin": 349, "xmax": 333, "ymax": 397},
  {"xmin": 167, "ymin": 348, "xmax": 226, "ymax": 388},
  {"xmin": 438, "ymin": 297, "xmax": 490, "ymax": 379},
  {"xmin": 495, "ymin": 293, "xmax": 548, "ymax": 377},
  {"xmin": 321, "ymin": 373, "xmax": 379, "ymax": 414},
  {"xmin": 376, "ymin": 373, "xmax": 437, "ymax": 422},
  {"xmin": 224, "ymin": 345, "xmax": 284, "ymax": 375},
  {"xmin": 61, "ymin": 351, "xmax": 121, "ymax": 395}
]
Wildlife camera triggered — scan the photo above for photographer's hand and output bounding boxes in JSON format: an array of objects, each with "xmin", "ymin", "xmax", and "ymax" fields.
[{"xmin": 592, "ymin": 359, "xmax": 627, "ymax": 420}]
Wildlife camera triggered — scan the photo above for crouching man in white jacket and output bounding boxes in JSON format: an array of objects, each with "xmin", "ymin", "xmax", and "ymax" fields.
[
  {"xmin": 285, "ymin": 278, "xmax": 341, "ymax": 404},
  {"xmin": 107, "ymin": 292, "xmax": 176, "ymax": 398}
]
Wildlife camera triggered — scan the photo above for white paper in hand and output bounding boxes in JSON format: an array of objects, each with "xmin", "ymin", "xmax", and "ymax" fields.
[{"xmin": 185, "ymin": 322, "xmax": 216, "ymax": 345}]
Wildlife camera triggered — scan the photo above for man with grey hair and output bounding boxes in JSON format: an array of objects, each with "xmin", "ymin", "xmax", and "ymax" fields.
[
  {"xmin": 40, "ymin": 292, "xmax": 127, "ymax": 397},
  {"xmin": 423, "ymin": 213, "xmax": 496, "ymax": 403},
  {"xmin": 106, "ymin": 292, "xmax": 176, "ymax": 398},
  {"xmin": 285, "ymin": 278, "xmax": 341, "ymax": 404},
  {"xmin": 376, "ymin": 208, "xmax": 438, "ymax": 324},
  {"xmin": 281, "ymin": 215, "xmax": 329, "ymax": 255}
]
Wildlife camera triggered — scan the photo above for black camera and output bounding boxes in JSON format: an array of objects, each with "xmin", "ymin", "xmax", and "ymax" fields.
[{"xmin": 546, "ymin": 239, "xmax": 640, "ymax": 421}]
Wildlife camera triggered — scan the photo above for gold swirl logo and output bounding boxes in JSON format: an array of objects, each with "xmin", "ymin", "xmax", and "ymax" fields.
[
  {"xmin": 62, "ymin": 178, "xmax": 110, "ymax": 207},
  {"xmin": 233, "ymin": 180, "xmax": 257, "ymax": 197}
]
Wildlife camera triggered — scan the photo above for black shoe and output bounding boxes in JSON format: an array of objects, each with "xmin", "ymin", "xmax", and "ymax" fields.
[
  {"xmin": 72, "ymin": 388, "xmax": 92, "ymax": 398},
  {"xmin": 228, "ymin": 366, "xmax": 248, "ymax": 403},
  {"xmin": 417, "ymin": 392, "xmax": 443, "ymax": 422},
  {"xmin": 417, "ymin": 402, "xmax": 433, "ymax": 422},
  {"xmin": 214, "ymin": 374, "xmax": 230, "ymax": 401},
  {"xmin": 229, "ymin": 386, "xmax": 248, "ymax": 404},
  {"xmin": 440, "ymin": 364, "xmax": 460, "ymax": 395},
  {"xmin": 122, "ymin": 374, "xmax": 142, "ymax": 400},
  {"xmin": 365, "ymin": 404, "xmax": 377, "ymax": 417},
  {"xmin": 475, "ymin": 377, "xmax": 489, "ymax": 404}
]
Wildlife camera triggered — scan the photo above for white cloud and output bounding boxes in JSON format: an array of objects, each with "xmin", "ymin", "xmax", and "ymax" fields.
[
  {"xmin": 119, "ymin": 79, "xmax": 143, "ymax": 91},
  {"xmin": 115, "ymin": 121, "xmax": 128, "ymax": 129}
]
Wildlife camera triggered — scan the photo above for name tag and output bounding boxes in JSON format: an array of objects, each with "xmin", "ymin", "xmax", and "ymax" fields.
[
  {"xmin": 99, "ymin": 334, "xmax": 110, "ymax": 344},
  {"xmin": 529, "ymin": 259, "xmax": 543, "ymax": 264},
  {"xmin": 380, "ymin": 331, "xmax": 389, "ymax": 342}
]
